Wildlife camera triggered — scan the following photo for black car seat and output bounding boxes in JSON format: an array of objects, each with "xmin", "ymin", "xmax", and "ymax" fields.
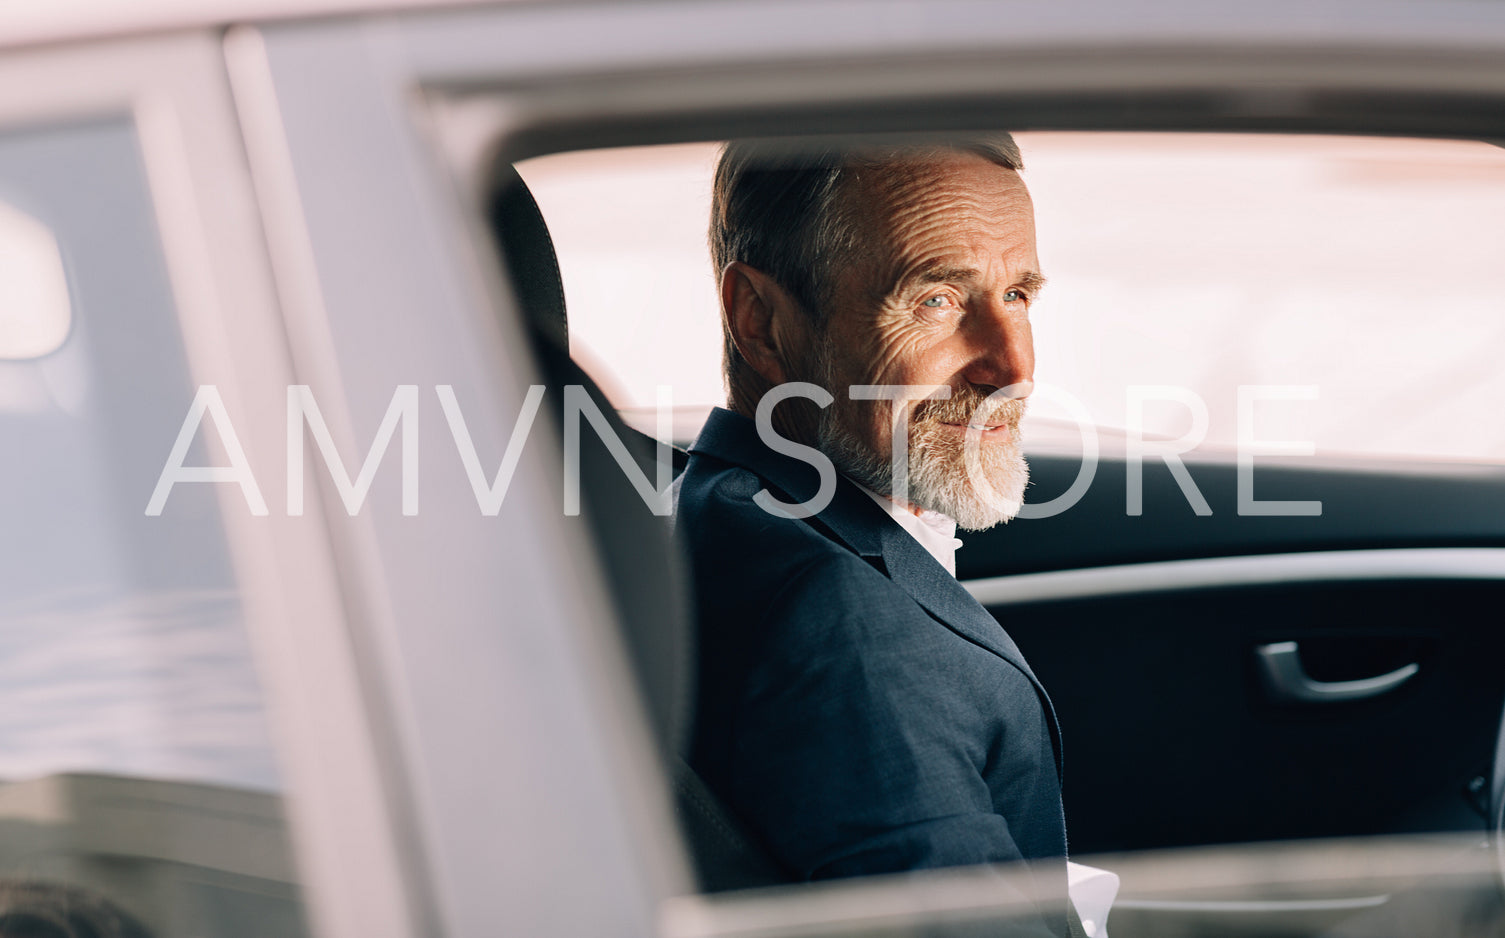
[{"xmin": 487, "ymin": 163, "xmax": 789, "ymax": 892}]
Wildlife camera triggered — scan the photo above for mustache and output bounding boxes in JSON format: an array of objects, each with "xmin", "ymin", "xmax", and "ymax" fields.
[{"xmin": 911, "ymin": 387, "xmax": 1027, "ymax": 427}]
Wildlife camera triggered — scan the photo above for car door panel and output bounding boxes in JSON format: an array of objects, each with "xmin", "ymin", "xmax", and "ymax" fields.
[{"xmin": 962, "ymin": 453, "xmax": 1505, "ymax": 854}]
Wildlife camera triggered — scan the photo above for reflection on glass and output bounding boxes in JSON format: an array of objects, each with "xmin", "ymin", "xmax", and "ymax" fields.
[
  {"xmin": 0, "ymin": 117, "xmax": 306, "ymax": 938},
  {"xmin": 0, "ymin": 200, "xmax": 69, "ymax": 361}
]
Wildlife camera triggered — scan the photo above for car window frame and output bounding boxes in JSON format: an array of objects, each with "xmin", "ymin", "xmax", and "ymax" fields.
[{"xmin": 290, "ymin": 0, "xmax": 1505, "ymax": 934}]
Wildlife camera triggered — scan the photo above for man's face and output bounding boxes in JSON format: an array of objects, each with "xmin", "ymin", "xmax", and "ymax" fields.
[{"xmin": 813, "ymin": 150, "xmax": 1041, "ymax": 530}]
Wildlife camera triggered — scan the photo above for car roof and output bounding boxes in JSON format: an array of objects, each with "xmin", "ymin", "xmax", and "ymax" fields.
[
  {"xmin": 0, "ymin": 0, "xmax": 504, "ymax": 50},
  {"xmin": 6, "ymin": 0, "xmax": 1503, "ymax": 54}
]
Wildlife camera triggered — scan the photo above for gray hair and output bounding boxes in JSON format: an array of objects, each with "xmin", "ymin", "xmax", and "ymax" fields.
[{"xmin": 709, "ymin": 136, "xmax": 1023, "ymax": 401}]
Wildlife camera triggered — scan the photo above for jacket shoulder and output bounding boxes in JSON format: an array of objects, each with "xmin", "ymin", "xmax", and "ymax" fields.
[
  {"xmin": 675, "ymin": 453, "xmax": 866, "ymax": 576},
  {"xmin": 676, "ymin": 454, "xmax": 944, "ymax": 655}
]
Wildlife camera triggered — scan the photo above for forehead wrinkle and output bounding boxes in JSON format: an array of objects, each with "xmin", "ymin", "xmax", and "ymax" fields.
[
  {"xmin": 916, "ymin": 263, "xmax": 982, "ymax": 285},
  {"xmin": 879, "ymin": 226, "xmax": 1039, "ymax": 303},
  {"xmin": 836, "ymin": 155, "xmax": 1035, "ymax": 306},
  {"xmin": 883, "ymin": 211, "xmax": 1032, "ymax": 284}
]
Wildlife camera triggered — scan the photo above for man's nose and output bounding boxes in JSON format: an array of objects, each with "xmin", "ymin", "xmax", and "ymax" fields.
[{"xmin": 959, "ymin": 300, "xmax": 1034, "ymax": 399}]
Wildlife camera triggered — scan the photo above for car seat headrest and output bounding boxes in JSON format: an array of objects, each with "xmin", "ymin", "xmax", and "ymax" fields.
[
  {"xmin": 486, "ymin": 161, "xmax": 693, "ymax": 758},
  {"xmin": 488, "ymin": 162, "xmax": 569, "ymax": 351}
]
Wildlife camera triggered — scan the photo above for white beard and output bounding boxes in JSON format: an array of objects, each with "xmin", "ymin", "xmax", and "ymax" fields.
[{"xmin": 818, "ymin": 400, "xmax": 1029, "ymax": 532}]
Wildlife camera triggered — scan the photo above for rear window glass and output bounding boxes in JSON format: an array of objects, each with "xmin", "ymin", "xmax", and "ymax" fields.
[{"xmin": 517, "ymin": 133, "xmax": 1505, "ymax": 463}]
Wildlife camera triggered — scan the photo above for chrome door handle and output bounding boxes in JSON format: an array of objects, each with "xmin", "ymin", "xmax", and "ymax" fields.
[{"xmin": 1255, "ymin": 641, "xmax": 1419, "ymax": 704}]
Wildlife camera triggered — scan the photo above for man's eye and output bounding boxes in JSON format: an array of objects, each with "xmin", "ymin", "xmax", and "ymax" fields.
[
  {"xmin": 921, "ymin": 296, "xmax": 952, "ymax": 309},
  {"xmin": 1003, "ymin": 289, "xmax": 1027, "ymax": 303}
]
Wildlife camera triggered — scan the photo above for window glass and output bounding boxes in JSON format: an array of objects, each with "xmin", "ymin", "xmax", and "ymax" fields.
[
  {"xmin": 0, "ymin": 199, "xmax": 70, "ymax": 360},
  {"xmin": 518, "ymin": 133, "xmax": 1505, "ymax": 463},
  {"xmin": 0, "ymin": 117, "xmax": 307, "ymax": 938},
  {"xmin": 517, "ymin": 142, "xmax": 724, "ymax": 410}
]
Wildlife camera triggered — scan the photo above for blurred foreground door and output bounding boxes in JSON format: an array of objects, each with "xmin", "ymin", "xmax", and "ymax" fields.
[{"xmin": 0, "ymin": 30, "xmax": 424, "ymax": 938}]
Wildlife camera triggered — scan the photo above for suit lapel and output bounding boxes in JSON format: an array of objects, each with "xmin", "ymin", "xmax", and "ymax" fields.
[
  {"xmin": 872, "ymin": 517, "xmax": 1064, "ymax": 775},
  {"xmin": 690, "ymin": 408, "xmax": 1064, "ymax": 775},
  {"xmin": 874, "ymin": 517, "xmax": 1037, "ymax": 682}
]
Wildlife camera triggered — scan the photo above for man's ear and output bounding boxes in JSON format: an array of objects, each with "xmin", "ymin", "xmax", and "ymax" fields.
[{"xmin": 721, "ymin": 262, "xmax": 803, "ymax": 386}]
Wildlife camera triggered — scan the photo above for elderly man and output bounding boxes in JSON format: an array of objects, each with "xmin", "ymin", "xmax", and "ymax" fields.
[{"xmin": 675, "ymin": 136, "xmax": 1077, "ymax": 935}]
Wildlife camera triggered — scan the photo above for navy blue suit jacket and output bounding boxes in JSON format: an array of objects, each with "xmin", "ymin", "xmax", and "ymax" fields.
[{"xmin": 676, "ymin": 408, "xmax": 1070, "ymax": 935}]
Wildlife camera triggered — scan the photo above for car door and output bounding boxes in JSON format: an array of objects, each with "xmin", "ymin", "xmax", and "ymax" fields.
[
  {"xmin": 278, "ymin": 1, "xmax": 1505, "ymax": 936},
  {"xmin": 966, "ymin": 447, "xmax": 1505, "ymax": 854},
  {"xmin": 0, "ymin": 28, "xmax": 409, "ymax": 938}
]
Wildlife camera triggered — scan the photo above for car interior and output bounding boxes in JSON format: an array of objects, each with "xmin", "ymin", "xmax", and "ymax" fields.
[
  {"xmin": 482, "ymin": 132, "xmax": 1505, "ymax": 936},
  {"xmin": 9, "ymin": 8, "xmax": 1505, "ymax": 938}
]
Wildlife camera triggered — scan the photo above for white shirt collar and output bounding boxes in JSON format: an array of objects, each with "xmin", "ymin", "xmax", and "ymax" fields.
[{"xmin": 853, "ymin": 481, "xmax": 964, "ymax": 576}]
